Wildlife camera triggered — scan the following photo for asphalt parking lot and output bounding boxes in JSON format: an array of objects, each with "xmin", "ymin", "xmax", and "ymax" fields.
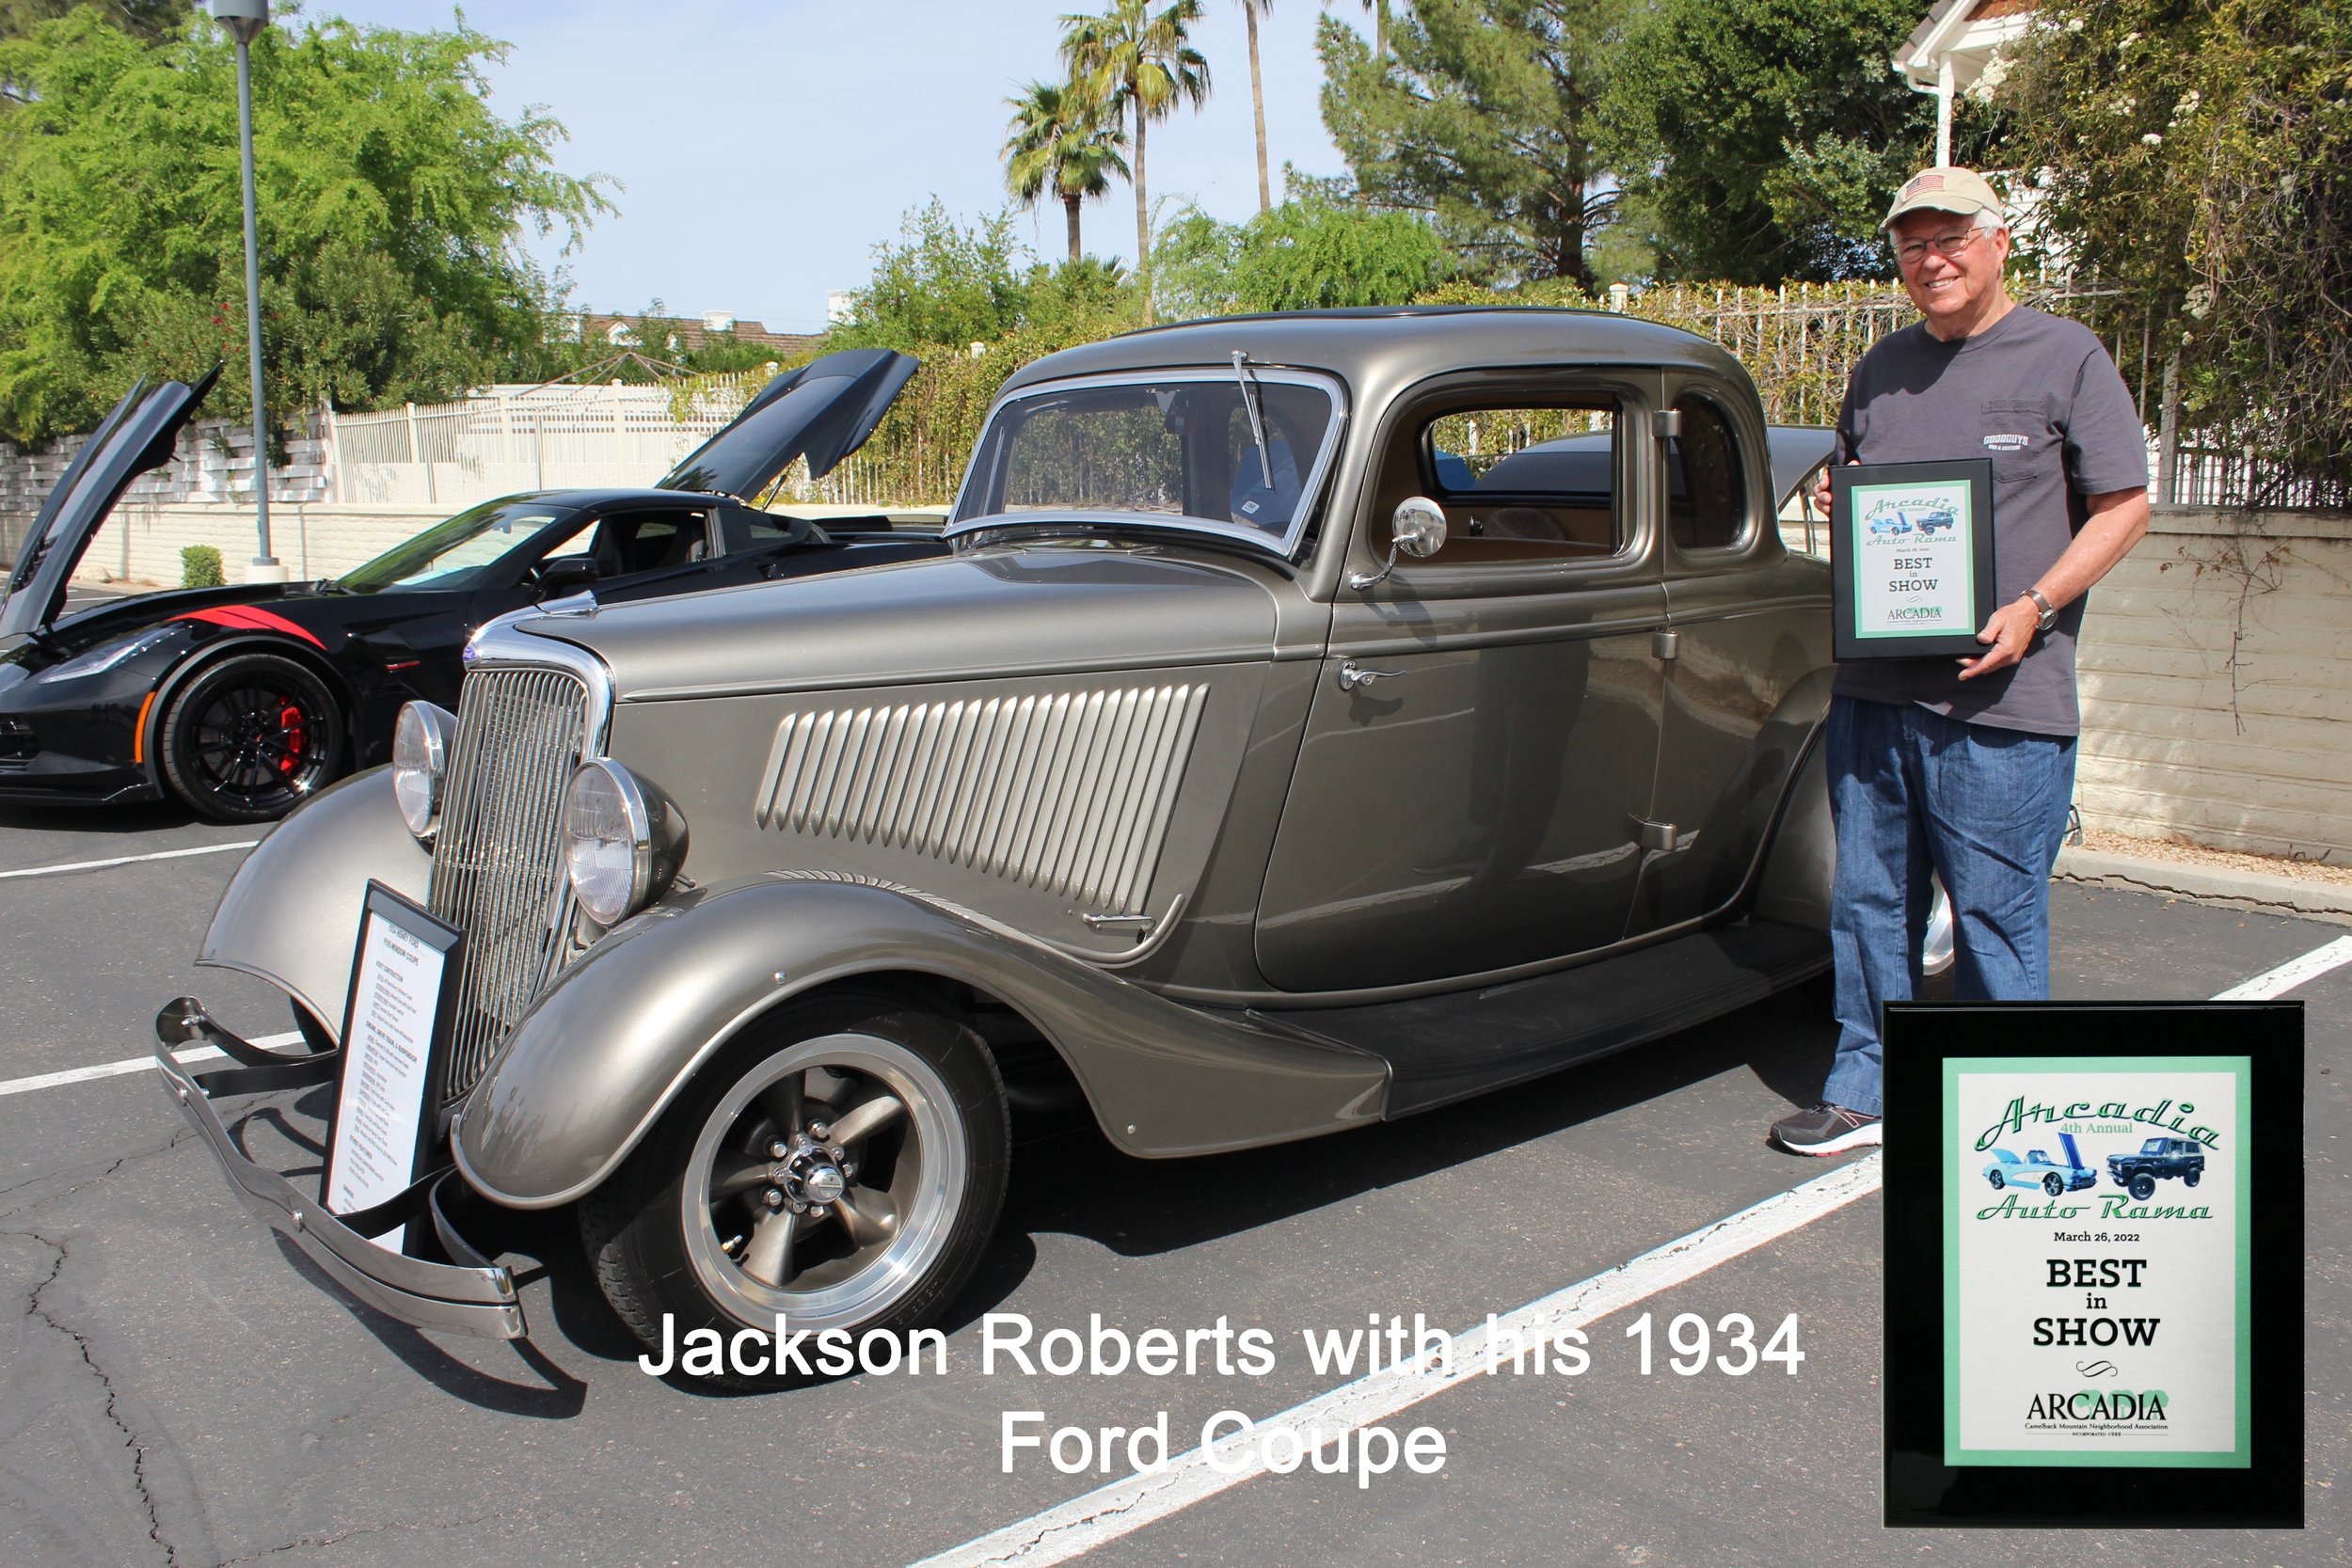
[{"xmin": 1, "ymin": 799, "xmax": 2344, "ymax": 1568}]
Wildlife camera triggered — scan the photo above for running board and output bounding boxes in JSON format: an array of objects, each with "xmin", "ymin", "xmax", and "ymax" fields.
[{"xmin": 1252, "ymin": 920, "xmax": 1828, "ymax": 1119}]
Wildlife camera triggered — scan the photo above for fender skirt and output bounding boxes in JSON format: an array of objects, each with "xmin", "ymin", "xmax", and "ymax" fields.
[{"xmin": 454, "ymin": 879, "xmax": 1390, "ymax": 1208}]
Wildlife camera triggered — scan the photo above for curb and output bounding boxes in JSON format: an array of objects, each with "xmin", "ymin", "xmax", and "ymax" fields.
[{"xmin": 2055, "ymin": 847, "xmax": 2352, "ymax": 927}]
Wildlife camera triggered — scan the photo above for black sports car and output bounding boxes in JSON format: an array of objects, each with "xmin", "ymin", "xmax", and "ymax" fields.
[{"xmin": 0, "ymin": 351, "xmax": 943, "ymax": 821}]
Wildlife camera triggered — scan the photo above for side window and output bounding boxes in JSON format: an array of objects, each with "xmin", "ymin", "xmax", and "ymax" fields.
[
  {"xmin": 589, "ymin": 510, "xmax": 707, "ymax": 575},
  {"xmin": 1372, "ymin": 399, "xmax": 1622, "ymax": 565},
  {"xmin": 1667, "ymin": 395, "xmax": 1748, "ymax": 550}
]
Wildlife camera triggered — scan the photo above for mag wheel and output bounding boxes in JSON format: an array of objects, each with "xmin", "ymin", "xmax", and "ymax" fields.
[
  {"xmin": 159, "ymin": 652, "xmax": 343, "ymax": 822},
  {"xmin": 1987, "ymin": 1170, "xmax": 2005, "ymax": 1189},
  {"xmin": 581, "ymin": 992, "xmax": 1008, "ymax": 1387},
  {"xmin": 2127, "ymin": 1174, "xmax": 2156, "ymax": 1202},
  {"xmin": 2042, "ymin": 1173, "xmax": 2065, "ymax": 1197}
]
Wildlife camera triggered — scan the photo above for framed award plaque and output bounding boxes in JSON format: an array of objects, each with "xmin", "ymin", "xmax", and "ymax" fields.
[
  {"xmin": 1830, "ymin": 458, "xmax": 1997, "ymax": 659},
  {"xmin": 1882, "ymin": 1002, "xmax": 2304, "ymax": 1528}
]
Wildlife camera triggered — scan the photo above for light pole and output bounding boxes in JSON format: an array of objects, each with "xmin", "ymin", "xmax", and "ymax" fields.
[{"xmin": 212, "ymin": 0, "xmax": 280, "ymax": 582}]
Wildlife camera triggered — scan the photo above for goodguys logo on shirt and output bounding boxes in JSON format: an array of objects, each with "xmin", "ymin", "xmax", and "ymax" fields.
[{"xmin": 1982, "ymin": 432, "xmax": 2031, "ymax": 451}]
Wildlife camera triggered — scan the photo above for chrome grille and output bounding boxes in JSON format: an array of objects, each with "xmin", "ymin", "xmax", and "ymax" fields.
[{"xmin": 427, "ymin": 665, "xmax": 590, "ymax": 1099}]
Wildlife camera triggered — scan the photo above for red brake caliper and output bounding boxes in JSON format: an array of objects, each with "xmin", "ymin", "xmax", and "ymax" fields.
[{"xmin": 277, "ymin": 704, "xmax": 305, "ymax": 775}]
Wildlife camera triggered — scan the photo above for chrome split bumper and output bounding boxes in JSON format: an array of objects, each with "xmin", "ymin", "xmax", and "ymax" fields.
[{"xmin": 152, "ymin": 997, "xmax": 528, "ymax": 1339}]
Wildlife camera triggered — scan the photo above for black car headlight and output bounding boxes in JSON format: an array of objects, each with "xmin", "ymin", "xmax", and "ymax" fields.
[
  {"xmin": 390, "ymin": 701, "xmax": 456, "ymax": 841},
  {"xmin": 562, "ymin": 758, "xmax": 687, "ymax": 927}
]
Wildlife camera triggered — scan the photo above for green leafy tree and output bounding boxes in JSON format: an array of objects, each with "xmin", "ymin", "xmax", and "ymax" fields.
[
  {"xmin": 1003, "ymin": 78, "xmax": 1130, "ymax": 262},
  {"xmin": 1061, "ymin": 0, "xmax": 1213, "ymax": 281},
  {"xmin": 2000, "ymin": 0, "xmax": 2352, "ymax": 499},
  {"xmin": 1153, "ymin": 184, "xmax": 1453, "ymax": 317},
  {"xmin": 828, "ymin": 199, "xmax": 1035, "ymax": 350},
  {"xmin": 0, "ymin": 0, "xmax": 176, "ymax": 52},
  {"xmin": 0, "ymin": 10, "xmax": 612, "ymax": 444},
  {"xmin": 1597, "ymin": 0, "xmax": 1931, "ymax": 284},
  {"xmin": 1318, "ymin": 0, "xmax": 1624, "ymax": 289}
]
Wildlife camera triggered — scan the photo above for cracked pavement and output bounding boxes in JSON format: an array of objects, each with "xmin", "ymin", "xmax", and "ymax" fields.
[{"xmin": 0, "ymin": 807, "xmax": 2343, "ymax": 1566}]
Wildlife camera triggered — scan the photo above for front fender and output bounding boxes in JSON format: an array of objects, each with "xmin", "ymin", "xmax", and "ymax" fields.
[
  {"xmin": 453, "ymin": 879, "xmax": 1389, "ymax": 1208},
  {"xmin": 199, "ymin": 768, "xmax": 430, "ymax": 1033}
]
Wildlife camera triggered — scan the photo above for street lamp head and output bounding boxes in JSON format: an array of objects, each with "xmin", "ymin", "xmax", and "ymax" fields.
[{"xmin": 211, "ymin": 0, "xmax": 270, "ymax": 45}]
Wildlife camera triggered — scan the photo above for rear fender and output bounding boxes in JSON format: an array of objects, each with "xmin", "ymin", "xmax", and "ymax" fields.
[
  {"xmin": 199, "ymin": 767, "xmax": 429, "ymax": 1032},
  {"xmin": 453, "ymin": 879, "xmax": 1389, "ymax": 1208},
  {"xmin": 1750, "ymin": 721, "xmax": 1832, "ymax": 932}
]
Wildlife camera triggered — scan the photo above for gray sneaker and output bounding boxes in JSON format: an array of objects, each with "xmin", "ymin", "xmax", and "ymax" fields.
[{"xmin": 1770, "ymin": 1102, "xmax": 1882, "ymax": 1156}]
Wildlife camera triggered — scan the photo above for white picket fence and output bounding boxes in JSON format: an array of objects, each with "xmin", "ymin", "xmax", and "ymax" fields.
[{"xmin": 324, "ymin": 382, "xmax": 738, "ymax": 505}]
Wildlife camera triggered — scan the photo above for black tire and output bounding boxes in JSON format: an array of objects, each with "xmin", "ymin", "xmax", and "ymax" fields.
[
  {"xmin": 580, "ymin": 990, "xmax": 1008, "ymax": 1389},
  {"xmin": 2043, "ymin": 1173, "xmax": 2065, "ymax": 1197},
  {"xmin": 2183, "ymin": 1169, "xmax": 2201, "ymax": 1188},
  {"xmin": 1987, "ymin": 1170, "xmax": 2005, "ymax": 1189},
  {"xmin": 158, "ymin": 652, "xmax": 344, "ymax": 822},
  {"xmin": 2127, "ymin": 1173, "xmax": 2156, "ymax": 1202}
]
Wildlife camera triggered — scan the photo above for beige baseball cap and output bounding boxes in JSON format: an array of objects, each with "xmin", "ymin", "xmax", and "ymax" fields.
[{"xmin": 1882, "ymin": 166, "xmax": 2004, "ymax": 229}]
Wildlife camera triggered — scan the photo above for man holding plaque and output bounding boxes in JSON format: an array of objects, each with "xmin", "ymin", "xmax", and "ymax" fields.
[{"xmin": 1770, "ymin": 167, "xmax": 2152, "ymax": 1156}]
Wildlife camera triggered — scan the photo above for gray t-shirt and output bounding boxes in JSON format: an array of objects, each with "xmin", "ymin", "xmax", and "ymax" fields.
[{"xmin": 1831, "ymin": 305, "xmax": 2149, "ymax": 736}]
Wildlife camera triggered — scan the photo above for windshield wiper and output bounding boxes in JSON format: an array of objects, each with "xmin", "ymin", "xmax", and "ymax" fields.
[{"xmin": 1232, "ymin": 351, "xmax": 1273, "ymax": 488}]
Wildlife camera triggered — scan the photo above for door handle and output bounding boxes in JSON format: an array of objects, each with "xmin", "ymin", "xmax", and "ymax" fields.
[{"xmin": 1338, "ymin": 659, "xmax": 1404, "ymax": 691}]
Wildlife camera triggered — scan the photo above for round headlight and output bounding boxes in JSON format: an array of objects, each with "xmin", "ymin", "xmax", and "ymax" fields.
[
  {"xmin": 564, "ymin": 759, "xmax": 657, "ymax": 927},
  {"xmin": 391, "ymin": 701, "xmax": 455, "ymax": 841}
]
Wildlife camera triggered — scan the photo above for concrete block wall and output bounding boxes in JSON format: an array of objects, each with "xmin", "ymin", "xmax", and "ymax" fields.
[
  {"xmin": 73, "ymin": 502, "xmax": 447, "ymax": 585},
  {"xmin": 2074, "ymin": 508, "xmax": 2352, "ymax": 862}
]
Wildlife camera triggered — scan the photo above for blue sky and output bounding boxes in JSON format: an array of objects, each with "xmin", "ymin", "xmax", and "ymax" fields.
[{"xmin": 326, "ymin": 2, "xmax": 1357, "ymax": 333}]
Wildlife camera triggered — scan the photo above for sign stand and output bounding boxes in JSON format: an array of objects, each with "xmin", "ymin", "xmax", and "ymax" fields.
[{"xmin": 324, "ymin": 882, "xmax": 463, "ymax": 1257}]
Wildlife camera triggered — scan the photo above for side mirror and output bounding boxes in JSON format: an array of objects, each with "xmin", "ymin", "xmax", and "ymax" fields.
[
  {"xmin": 1347, "ymin": 497, "xmax": 1449, "ymax": 591},
  {"xmin": 536, "ymin": 556, "xmax": 601, "ymax": 595}
]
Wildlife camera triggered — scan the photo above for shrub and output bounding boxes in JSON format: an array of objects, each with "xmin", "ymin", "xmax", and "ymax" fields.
[{"xmin": 181, "ymin": 544, "xmax": 225, "ymax": 588}]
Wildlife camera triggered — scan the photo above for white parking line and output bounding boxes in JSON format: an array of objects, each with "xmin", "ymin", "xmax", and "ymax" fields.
[
  {"xmin": 909, "ymin": 1155, "xmax": 1886, "ymax": 1568},
  {"xmin": 2211, "ymin": 933, "xmax": 2352, "ymax": 1000},
  {"xmin": 906, "ymin": 933, "xmax": 2352, "ymax": 1567},
  {"xmin": 0, "ymin": 1031, "xmax": 302, "ymax": 1100},
  {"xmin": 0, "ymin": 840, "xmax": 259, "ymax": 880}
]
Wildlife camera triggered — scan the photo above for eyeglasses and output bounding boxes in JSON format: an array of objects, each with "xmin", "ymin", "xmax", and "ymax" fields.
[{"xmin": 1893, "ymin": 229, "xmax": 1994, "ymax": 267}]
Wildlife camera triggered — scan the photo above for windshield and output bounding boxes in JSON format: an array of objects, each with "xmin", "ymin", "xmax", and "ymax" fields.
[
  {"xmin": 950, "ymin": 371, "xmax": 1342, "ymax": 553},
  {"xmin": 2141, "ymin": 1138, "xmax": 2170, "ymax": 1153},
  {"xmin": 339, "ymin": 499, "xmax": 577, "ymax": 593}
]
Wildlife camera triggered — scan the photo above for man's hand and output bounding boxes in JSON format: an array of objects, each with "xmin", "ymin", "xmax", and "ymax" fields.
[
  {"xmin": 1810, "ymin": 458, "xmax": 1855, "ymax": 519},
  {"xmin": 1957, "ymin": 594, "xmax": 2039, "ymax": 680}
]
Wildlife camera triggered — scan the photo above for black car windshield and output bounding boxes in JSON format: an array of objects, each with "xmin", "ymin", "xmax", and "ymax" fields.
[
  {"xmin": 2141, "ymin": 1138, "xmax": 2171, "ymax": 1153},
  {"xmin": 338, "ymin": 499, "xmax": 577, "ymax": 593},
  {"xmin": 950, "ymin": 372, "xmax": 1342, "ymax": 553}
]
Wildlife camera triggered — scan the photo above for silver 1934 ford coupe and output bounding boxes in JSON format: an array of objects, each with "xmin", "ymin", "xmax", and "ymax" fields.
[{"xmin": 158, "ymin": 308, "xmax": 1851, "ymax": 1370}]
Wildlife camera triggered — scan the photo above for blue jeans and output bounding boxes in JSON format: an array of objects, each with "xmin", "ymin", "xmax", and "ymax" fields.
[{"xmin": 1820, "ymin": 695, "xmax": 2076, "ymax": 1116}]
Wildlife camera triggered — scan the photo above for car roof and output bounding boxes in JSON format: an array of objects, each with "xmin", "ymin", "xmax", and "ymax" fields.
[
  {"xmin": 498, "ymin": 487, "xmax": 734, "ymax": 512},
  {"xmin": 998, "ymin": 307, "xmax": 1756, "ymax": 401}
]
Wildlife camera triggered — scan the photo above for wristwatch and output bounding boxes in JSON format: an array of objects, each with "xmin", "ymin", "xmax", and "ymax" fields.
[{"xmin": 2020, "ymin": 586, "xmax": 2058, "ymax": 634}]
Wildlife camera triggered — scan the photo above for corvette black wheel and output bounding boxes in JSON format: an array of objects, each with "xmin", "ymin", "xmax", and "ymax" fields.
[
  {"xmin": 2042, "ymin": 1173, "xmax": 2065, "ymax": 1197},
  {"xmin": 159, "ymin": 653, "xmax": 344, "ymax": 822}
]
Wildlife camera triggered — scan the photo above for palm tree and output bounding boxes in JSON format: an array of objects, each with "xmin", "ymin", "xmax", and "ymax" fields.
[
  {"xmin": 1004, "ymin": 80, "xmax": 1131, "ymax": 263},
  {"xmin": 1239, "ymin": 0, "xmax": 1272, "ymax": 212},
  {"xmin": 1061, "ymin": 0, "xmax": 1213, "ymax": 289}
]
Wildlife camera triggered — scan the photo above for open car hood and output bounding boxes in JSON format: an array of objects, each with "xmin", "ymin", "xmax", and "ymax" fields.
[
  {"xmin": 0, "ymin": 368, "xmax": 220, "ymax": 642},
  {"xmin": 657, "ymin": 349, "xmax": 918, "ymax": 504},
  {"xmin": 1767, "ymin": 425, "xmax": 1835, "ymax": 511}
]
